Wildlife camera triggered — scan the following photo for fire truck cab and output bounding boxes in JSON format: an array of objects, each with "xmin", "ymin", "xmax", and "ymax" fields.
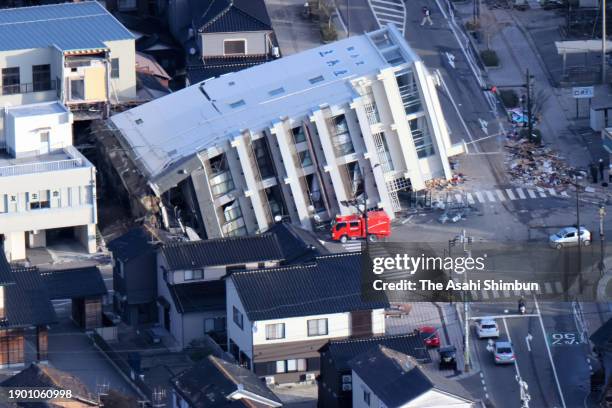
[{"xmin": 331, "ymin": 210, "xmax": 391, "ymax": 243}]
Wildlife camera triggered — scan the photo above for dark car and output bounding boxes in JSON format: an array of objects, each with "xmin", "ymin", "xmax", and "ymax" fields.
[{"xmin": 439, "ymin": 345, "xmax": 457, "ymax": 370}]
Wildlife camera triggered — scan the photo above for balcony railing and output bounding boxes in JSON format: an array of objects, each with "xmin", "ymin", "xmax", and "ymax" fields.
[
  {"xmin": 0, "ymin": 146, "xmax": 87, "ymax": 177},
  {"xmin": 0, "ymin": 81, "xmax": 55, "ymax": 96}
]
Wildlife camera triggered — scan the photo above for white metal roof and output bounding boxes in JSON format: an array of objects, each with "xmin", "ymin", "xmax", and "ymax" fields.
[
  {"xmin": 110, "ymin": 25, "xmax": 416, "ymax": 186},
  {"xmin": 6, "ymin": 101, "xmax": 69, "ymax": 118}
]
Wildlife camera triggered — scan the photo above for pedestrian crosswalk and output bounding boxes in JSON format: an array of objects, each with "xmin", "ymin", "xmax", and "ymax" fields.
[
  {"xmin": 435, "ymin": 186, "xmax": 569, "ymax": 206},
  {"xmin": 342, "ymin": 241, "xmax": 362, "ymax": 252},
  {"xmin": 368, "ymin": 0, "xmax": 406, "ymax": 34},
  {"xmin": 467, "ymin": 280, "xmax": 566, "ymax": 301}
]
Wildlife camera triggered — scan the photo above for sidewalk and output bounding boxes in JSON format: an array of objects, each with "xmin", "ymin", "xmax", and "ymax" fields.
[{"xmin": 452, "ymin": 2, "xmax": 594, "ymax": 169}]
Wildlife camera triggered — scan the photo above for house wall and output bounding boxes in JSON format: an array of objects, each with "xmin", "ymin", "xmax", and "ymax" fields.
[
  {"xmin": 200, "ymin": 31, "xmax": 270, "ymax": 58},
  {"xmin": 351, "ymin": 371, "xmax": 383, "ymax": 408},
  {"xmin": 106, "ymin": 39, "xmax": 137, "ymax": 100},
  {"xmin": 226, "ymin": 278, "xmax": 253, "ymax": 359},
  {"xmin": 181, "ymin": 310, "xmax": 226, "ymax": 347}
]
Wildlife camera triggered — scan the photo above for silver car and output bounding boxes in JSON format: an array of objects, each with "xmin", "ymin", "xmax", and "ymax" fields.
[
  {"xmin": 549, "ymin": 227, "xmax": 591, "ymax": 249},
  {"xmin": 476, "ymin": 318, "xmax": 500, "ymax": 339},
  {"xmin": 494, "ymin": 341, "xmax": 515, "ymax": 365}
]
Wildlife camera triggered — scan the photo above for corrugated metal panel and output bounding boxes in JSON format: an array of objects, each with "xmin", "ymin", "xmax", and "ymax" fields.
[{"xmin": 0, "ymin": 1, "xmax": 134, "ymax": 51}]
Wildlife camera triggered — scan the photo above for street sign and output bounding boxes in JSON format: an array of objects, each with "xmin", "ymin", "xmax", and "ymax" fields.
[{"xmin": 572, "ymin": 86, "xmax": 594, "ymax": 99}]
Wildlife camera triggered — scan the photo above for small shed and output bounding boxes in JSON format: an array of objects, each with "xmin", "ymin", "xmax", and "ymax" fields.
[{"xmin": 40, "ymin": 266, "xmax": 107, "ymax": 330}]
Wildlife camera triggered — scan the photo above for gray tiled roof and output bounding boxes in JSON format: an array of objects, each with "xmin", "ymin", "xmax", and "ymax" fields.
[
  {"xmin": 230, "ymin": 252, "xmax": 389, "ymax": 321},
  {"xmin": 40, "ymin": 266, "xmax": 107, "ymax": 300},
  {"xmin": 6, "ymin": 267, "xmax": 56, "ymax": 328},
  {"xmin": 319, "ymin": 333, "xmax": 431, "ymax": 371},
  {"xmin": 192, "ymin": 0, "xmax": 272, "ymax": 33},
  {"xmin": 172, "ymin": 355, "xmax": 282, "ymax": 407},
  {"xmin": 0, "ymin": 1, "xmax": 134, "ymax": 51},
  {"xmin": 0, "ymin": 250, "xmax": 15, "ymax": 286},
  {"xmin": 168, "ymin": 280, "xmax": 225, "ymax": 314},
  {"xmin": 349, "ymin": 346, "xmax": 474, "ymax": 406}
]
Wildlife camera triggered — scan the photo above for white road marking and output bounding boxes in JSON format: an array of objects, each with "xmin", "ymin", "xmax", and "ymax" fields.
[
  {"xmin": 537, "ymin": 187, "xmax": 547, "ymax": 198},
  {"xmin": 534, "ymin": 296, "xmax": 567, "ymax": 408},
  {"xmin": 513, "ymin": 289, "xmax": 522, "ymax": 296},
  {"xmin": 502, "ymin": 318, "xmax": 522, "ymax": 377},
  {"xmin": 471, "ymin": 291, "xmax": 479, "ymax": 300},
  {"xmin": 515, "ymin": 188, "xmax": 526, "ymax": 199},
  {"xmin": 470, "ymin": 314, "xmax": 540, "ymax": 320},
  {"xmin": 560, "ymin": 191, "xmax": 569, "ymax": 198},
  {"xmin": 466, "ymin": 193, "xmax": 475, "ymax": 204},
  {"xmin": 525, "ymin": 333, "xmax": 533, "ymax": 352},
  {"xmin": 495, "ymin": 190, "xmax": 506, "ymax": 201},
  {"xmin": 492, "ymin": 290, "xmax": 500, "ymax": 299},
  {"xmin": 481, "ymin": 291, "xmax": 489, "ymax": 300},
  {"xmin": 485, "ymin": 191, "xmax": 496, "ymax": 202},
  {"xmin": 548, "ymin": 188, "xmax": 557, "ymax": 196},
  {"xmin": 455, "ymin": 193, "xmax": 463, "ymax": 203},
  {"xmin": 545, "ymin": 282, "xmax": 553, "ymax": 294},
  {"xmin": 505, "ymin": 189, "xmax": 517, "ymax": 200},
  {"xmin": 527, "ymin": 189, "xmax": 537, "ymax": 199},
  {"xmin": 503, "ymin": 290, "xmax": 511, "ymax": 297},
  {"xmin": 554, "ymin": 282, "xmax": 564, "ymax": 292},
  {"xmin": 475, "ymin": 191, "xmax": 485, "ymax": 203}
]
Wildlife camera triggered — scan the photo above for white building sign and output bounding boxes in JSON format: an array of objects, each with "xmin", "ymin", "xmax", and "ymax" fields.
[{"xmin": 572, "ymin": 86, "xmax": 594, "ymax": 99}]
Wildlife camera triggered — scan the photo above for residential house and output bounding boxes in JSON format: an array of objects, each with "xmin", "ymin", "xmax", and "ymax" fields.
[
  {"xmin": 0, "ymin": 256, "xmax": 56, "ymax": 367},
  {"xmin": 226, "ymin": 252, "xmax": 389, "ymax": 384},
  {"xmin": 156, "ymin": 222, "xmax": 328, "ymax": 349},
  {"xmin": 350, "ymin": 346, "xmax": 474, "ymax": 408},
  {"xmin": 108, "ymin": 226, "xmax": 161, "ymax": 325},
  {"xmin": 39, "ymin": 265, "xmax": 108, "ymax": 330},
  {"xmin": 171, "ymin": 354, "xmax": 283, "ymax": 408},
  {"xmin": 0, "ymin": 101, "xmax": 97, "ymax": 262},
  {"xmin": 108, "ymin": 25, "xmax": 464, "ymax": 239},
  {"xmin": 1, "ymin": 363, "xmax": 99, "ymax": 407},
  {"xmin": 168, "ymin": 0, "xmax": 276, "ymax": 85},
  {"xmin": 0, "ymin": 0, "xmax": 136, "ymax": 139},
  {"xmin": 317, "ymin": 333, "xmax": 431, "ymax": 408}
]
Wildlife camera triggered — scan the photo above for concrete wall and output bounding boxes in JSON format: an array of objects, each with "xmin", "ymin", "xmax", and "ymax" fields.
[
  {"xmin": 106, "ymin": 39, "xmax": 137, "ymax": 100},
  {"xmin": 200, "ymin": 31, "xmax": 270, "ymax": 57},
  {"xmin": 5, "ymin": 105, "xmax": 72, "ymax": 157}
]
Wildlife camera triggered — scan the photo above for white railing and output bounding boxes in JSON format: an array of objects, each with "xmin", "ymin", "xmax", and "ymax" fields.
[{"xmin": 0, "ymin": 157, "xmax": 83, "ymax": 177}]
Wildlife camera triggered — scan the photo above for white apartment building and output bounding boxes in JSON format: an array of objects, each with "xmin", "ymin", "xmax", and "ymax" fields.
[
  {"xmin": 0, "ymin": 102, "xmax": 97, "ymax": 262},
  {"xmin": 109, "ymin": 25, "xmax": 464, "ymax": 238},
  {"xmin": 226, "ymin": 252, "xmax": 388, "ymax": 384},
  {"xmin": 0, "ymin": 1, "xmax": 136, "ymax": 144}
]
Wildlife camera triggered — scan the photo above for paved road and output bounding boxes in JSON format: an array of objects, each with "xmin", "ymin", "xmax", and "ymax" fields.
[{"xmin": 468, "ymin": 299, "xmax": 592, "ymax": 408}]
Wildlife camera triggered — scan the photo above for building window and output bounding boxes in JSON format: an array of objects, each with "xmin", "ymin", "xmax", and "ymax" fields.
[
  {"xmin": 292, "ymin": 126, "xmax": 306, "ymax": 143},
  {"xmin": 70, "ymin": 79, "xmax": 85, "ymax": 100},
  {"xmin": 204, "ymin": 317, "xmax": 225, "ymax": 334},
  {"xmin": 395, "ymin": 68, "xmax": 422, "ymax": 115},
  {"xmin": 2, "ymin": 67, "xmax": 20, "ymax": 95},
  {"xmin": 233, "ymin": 306, "xmax": 243, "ymax": 330},
  {"xmin": 409, "ymin": 117, "xmax": 435, "ymax": 158},
  {"xmin": 184, "ymin": 269, "xmax": 203, "ymax": 281},
  {"xmin": 298, "ymin": 150, "xmax": 313, "ymax": 167},
  {"xmin": 265, "ymin": 323, "xmax": 285, "ymax": 340},
  {"xmin": 275, "ymin": 359, "xmax": 307, "ymax": 373},
  {"xmin": 363, "ymin": 389, "xmax": 371, "ymax": 406},
  {"xmin": 330, "ymin": 115, "xmax": 355, "ymax": 157},
  {"xmin": 224, "ymin": 40, "xmax": 246, "ymax": 55},
  {"xmin": 32, "ymin": 64, "xmax": 51, "ymax": 92},
  {"xmin": 307, "ymin": 318, "xmax": 328, "ymax": 336},
  {"xmin": 0, "ymin": 287, "xmax": 5, "ymax": 320},
  {"xmin": 276, "ymin": 360, "xmax": 286, "ymax": 373},
  {"xmin": 111, "ymin": 58, "xmax": 120, "ymax": 78}
]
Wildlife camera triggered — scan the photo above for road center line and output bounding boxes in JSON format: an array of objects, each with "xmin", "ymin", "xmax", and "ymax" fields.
[
  {"xmin": 502, "ymin": 318, "xmax": 523, "ymax": 383},
  {"xmin": 534, "ymin": 295, "xmax": 567, "ymax": 408}
]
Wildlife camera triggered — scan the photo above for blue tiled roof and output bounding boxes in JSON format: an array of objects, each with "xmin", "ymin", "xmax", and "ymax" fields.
[{"xmin": 0, "ymin": 1, "xmax": 134, "ymax": 52}]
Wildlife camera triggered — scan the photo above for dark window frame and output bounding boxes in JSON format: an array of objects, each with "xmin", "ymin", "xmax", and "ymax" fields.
[{"xmin": 32, "ymin": 64, "xmax": 51, "ymax": 92}]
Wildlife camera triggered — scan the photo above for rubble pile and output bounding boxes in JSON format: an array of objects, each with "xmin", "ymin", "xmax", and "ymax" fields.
[{"xmin": 504, "ymin": 138, "xmax": 574, "ymax": 189}]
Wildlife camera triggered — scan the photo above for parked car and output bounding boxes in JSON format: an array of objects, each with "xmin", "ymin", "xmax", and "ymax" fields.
[
  {"xmin": 331, "ymin": 210, "xmax": 391, "ymax": 242},
  {"xmin": 494, "ymin": 341, "xmax": 515, "ymax": 365},
  {"xmin": 476, "ymin": 318, "xmax": 500, "ymax": 339},
  {"xmin": 418, "ymin": 326, "xmax": 441, "ymax": 348},
  {"xmin": 549, "ymin": 226, "xmax": 591, "ymax": 249},
  {"xmin": 439, "ymin": 345, "xmax": 457, "ymax": 370}
]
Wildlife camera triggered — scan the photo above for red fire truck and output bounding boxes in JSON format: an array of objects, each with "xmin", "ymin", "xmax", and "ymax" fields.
[{"xmin": 330, "ymin": 210, "xmax": 391, "ymax": 243}]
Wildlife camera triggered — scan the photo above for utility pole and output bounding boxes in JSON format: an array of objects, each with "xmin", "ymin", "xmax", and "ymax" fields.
[
  {"xmin": 573, "ymin": 173, "xmax": 583, "ymax": 292},
  {"xmin": 347, "ymin": 0, "xmax": 350, "ymax": 37},
  {"xmin": 600, "ymin": 204, "xmax": 606, "ymax": 276},
  {"xmin": 526, "ymin": 69, "xmax": 534, "ymax": 142},
  {"xmin": 456, "ymin": 229, "xmax": 473, "ymax": 373},
  {"xmin": 603, "ymin": 0, "xmax": 607, "ymax": 83}
]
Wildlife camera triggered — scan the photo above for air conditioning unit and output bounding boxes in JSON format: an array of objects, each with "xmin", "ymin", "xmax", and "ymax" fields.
[
  {"xmin": 304, "ymin": 373, "xmax": 316, "ymax": 382},
  {"xmin": 342, "ymin": 375, "xmax": 352, "ymax": 383},
  {"xmin": 265, "ymin": 376, "xmax": 275, "ymax": 385},
  {"xmin": 342, "ymin": 383, "xmax": 352, "ymax": 391}
]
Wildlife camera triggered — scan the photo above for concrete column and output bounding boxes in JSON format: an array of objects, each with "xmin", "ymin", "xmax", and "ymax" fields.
[
  {"xmin": 75, "ymin": 224, "xmax": 96, "ymax": 254},
  {"xmin": 412, "ymin": 61, "xmax": 453, "ymax": 179},
  {"xmin": 310, "ymin": 109, "xmax": 351, "ymax": 213},
  {"xmin": 28, "ymin": 230, "xmax": 46, "ymax": 248},
  {"xmin": 270, "ymin": 121, "xmax": 311, "ymax": 229},
  {"xmin": 231, "ymin": 132, "xmax": 270, "ymax": 232},
  {"xmin": 351, "ymin": 98, "xmax": 395, "ymax": 217},
  {"xmin": 377, "ymin": 69, "xmax": 426, "ymax": 190},
  {"xmin": 4, "ymin": 231, "xmax": 25, "ymax": 261}
]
